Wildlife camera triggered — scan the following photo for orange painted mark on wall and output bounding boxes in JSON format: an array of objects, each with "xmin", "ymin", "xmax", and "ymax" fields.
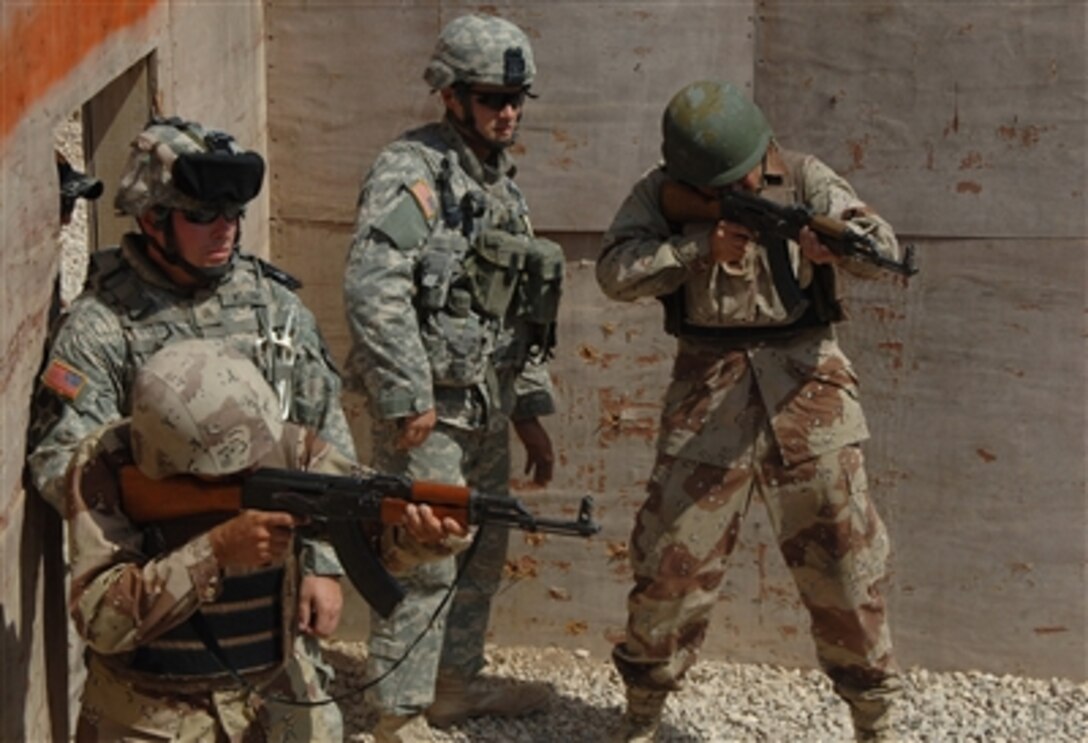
[{"xmin": 0, "ymin": 0, "xmax": 159, "ymax": 143}]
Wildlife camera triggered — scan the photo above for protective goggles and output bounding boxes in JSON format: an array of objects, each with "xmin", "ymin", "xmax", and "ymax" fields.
[{"xmin": 171, "ymin": 150, "xmax": 265, "ymax": 206}]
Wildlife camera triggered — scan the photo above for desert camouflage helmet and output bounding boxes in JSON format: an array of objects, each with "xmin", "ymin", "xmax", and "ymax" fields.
[
  {"xmin": 662, "ymin": 81, "xmax": 774, "ymax": 188},
  {"xmin": 114, "ymin": 116, "xmax": 265, "ymax": 217},
  {"xmin": 423, "ymin": 14, "xmax": 535, "ymax": 90},
  {"xmin": 131, "ymin": 339, "xmax": 282, "ymax": 480}
]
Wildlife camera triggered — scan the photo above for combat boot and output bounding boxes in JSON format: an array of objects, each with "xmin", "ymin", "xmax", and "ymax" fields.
[
  {"xmin": 425, "ymin": 672, "xmax": 552, "ymax": 728},
  {"xmin": 609, "ymin": 686, "xmax": 668, "ymax": 743},
  {"xmin": 846, "ymin": 674, "xmax": 902, "ymax": 742},
  {"xmin": 372, "ymin": 713, "xmax": 437, "ymax": 743}
]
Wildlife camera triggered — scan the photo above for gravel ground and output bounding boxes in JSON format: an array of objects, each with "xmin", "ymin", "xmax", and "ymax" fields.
[{"xmin": 324, "ymin": 642, "xmax": 1087, "ymax": 742}]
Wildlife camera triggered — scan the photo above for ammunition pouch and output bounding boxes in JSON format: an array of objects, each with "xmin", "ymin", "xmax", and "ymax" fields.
[
  {"xmin": 465, "ymin": 229, "xmax": 528, "ymax": 317},
  {"xmin": 418, "ymin": 232, "xmax": 469, "ymax": 310},
  {"xmin": 518, "ymin": 236, "xmax": 564, "ymax": 358},
  {"xmin": 518, "ymin": 236, "xmax": 564, "ymax": 325},
  {"xmin": 419, "ymin": 289, "xmax": 490, "ymax": 386},
  {"xmin": 416, "ymin": 226, "xmax": 564, "ymax": 383}
]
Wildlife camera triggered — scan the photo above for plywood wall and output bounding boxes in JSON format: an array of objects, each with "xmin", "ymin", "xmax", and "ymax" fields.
[
  {"xmin": 267, "ymin": 1, "xmax": 1086, "ymax": 682},
  {"xmin": 0, "ymin": 2, "xmax": 268, "ymax": 738}
]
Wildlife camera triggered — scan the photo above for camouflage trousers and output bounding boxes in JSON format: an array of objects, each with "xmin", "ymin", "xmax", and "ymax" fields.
[
  {"xmin": 365, "ymin": 418, "xmax": 512, "ymax": 716},
  {"xmin": 76, "ymin": 635, "xmax": 342, "ymax": 742},
  {"xmin": 613, "ymin": 439, "xmax": 901, "ymax": 733}
]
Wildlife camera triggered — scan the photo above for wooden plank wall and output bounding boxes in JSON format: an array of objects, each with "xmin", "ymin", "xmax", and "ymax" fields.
[
  {"xmin": 266, "ymin": 1, "xmax": 1086, "ymax": 681},
  {"xmin": 0, "ymin": 2, "xmax": 269, "ymax": 737}
]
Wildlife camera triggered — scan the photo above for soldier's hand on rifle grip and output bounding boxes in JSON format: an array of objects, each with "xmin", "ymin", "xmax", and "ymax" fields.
[
  {"xmin": 709, "ymin": 219, "xmax": 753, "ymax": 266},
  {"xmin": 797, "ymin": 225, "xmax": 837, "ymax": 266},
  {"xmin": 208, "ymin": 510, "xmax": 299, "ymax": 569},
  {"xmin": 396, "ymin": 408, "xmax": 437, "ymax": 450},
  {"xmin": 402, "ymin": 503, "xmax": 468, "ymax": 543}
]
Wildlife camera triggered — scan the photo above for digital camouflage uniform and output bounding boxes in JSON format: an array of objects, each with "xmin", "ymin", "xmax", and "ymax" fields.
[
  {"xmin": 597, "ymin": 150, "xmax": 903, "ymax": 737},
  {"xmin": 66, "ymin": 341, "xmax": 351, "ymax": 741},
  {"xmin": 344, "ymin": 119, "xmax": 559, "ymax": 714},
  {"xmin": 28, "ymin": 235, "xmax": 355, "ymax": 519}
]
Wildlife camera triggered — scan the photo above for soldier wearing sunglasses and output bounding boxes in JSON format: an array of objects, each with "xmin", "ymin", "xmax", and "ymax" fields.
[
  {"xmin": 344, "ymin": 13, "xmax": 566, "ymax": 743},
  {"xmin": 29, "ymin": 118, "xmax": 359, "ymax": 673}
]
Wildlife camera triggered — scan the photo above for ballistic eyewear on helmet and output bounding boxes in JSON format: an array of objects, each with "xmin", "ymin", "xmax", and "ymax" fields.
[
  {"xmin": 180, "ymin": 205, "xmax": 246, "ymax": 224},
  {"xmin": 471, "ymin": 89, "xmax": 529, "ymax": 112}
]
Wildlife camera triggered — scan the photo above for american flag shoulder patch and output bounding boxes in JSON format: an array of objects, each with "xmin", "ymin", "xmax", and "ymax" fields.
[
  {"xmin": 41, "ymin": 359, "xmax": 88, "ymax": 402},
  {"xmin": 407, "ymin": 179, "xmax": 438, "ymax": 223}
]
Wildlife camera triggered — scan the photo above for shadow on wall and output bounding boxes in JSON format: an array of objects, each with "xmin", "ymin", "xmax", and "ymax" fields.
[
  {"xmin": 1, "ymin": 469, "xmax": 66, "ymax": 743},
  {"xmin": 1, "ymin": 468, "xmax": 70, "ymax": 740}
]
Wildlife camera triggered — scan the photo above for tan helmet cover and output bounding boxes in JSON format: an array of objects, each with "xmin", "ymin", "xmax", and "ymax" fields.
[{"xmin": 131, "ymin": 339, "xmax": 282, "ymax": 480}]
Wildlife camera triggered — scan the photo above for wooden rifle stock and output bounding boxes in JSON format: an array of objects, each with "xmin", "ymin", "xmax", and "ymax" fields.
[
  {"xmin": 120, "ymin": 467, "xmax": 242, "ymax": 523},
  {"xmin": 659, "ymin": 179, "xmax": 721, "ymax": 224}
]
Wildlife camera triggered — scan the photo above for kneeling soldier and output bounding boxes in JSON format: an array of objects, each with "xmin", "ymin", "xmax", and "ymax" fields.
[{"xmin": 66, "ymin": 339, "xmax": 461, "ymax": 742}]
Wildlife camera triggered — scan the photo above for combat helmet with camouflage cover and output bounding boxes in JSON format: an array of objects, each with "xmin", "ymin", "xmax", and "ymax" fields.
[
  {"xmin": 115, "ymin": 116, "xmax": 265, "ymax": 218},
  {"xmin": 114, "ymin": 116, "xmax": 265, "ymax": 282},
  {"xmin": 131, "ymin": 339, "xmax": 282, "ymax": 480},
  {"xmin": 662, "ymin": 80, "xmax": 773, "ymax": 188},
  {"xmin": 423, "ymin": 14, "xmax": 536, "ymax": 90}
]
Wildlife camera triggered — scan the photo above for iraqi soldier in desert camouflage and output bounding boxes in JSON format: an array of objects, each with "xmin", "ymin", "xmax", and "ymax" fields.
[
  {"xmin": 343, "ymin": 13, "xmax": 564, "ymax": 742},
  {"xmin": 66, "ymin": 340, "xmax": 462, "ymax": 742},
  {"xmin": 595, "ymin": 81, "xmax": 905, "ymax": 742}
]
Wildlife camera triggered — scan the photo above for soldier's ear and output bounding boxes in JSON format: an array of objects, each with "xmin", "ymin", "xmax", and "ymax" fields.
[
  {"xmin": 440, "ymin": 87, "xmax": 462, "ymax": 116},
  {"xmin": 137, "ymin": 208, "xmax": 169, "ymax": 240}
]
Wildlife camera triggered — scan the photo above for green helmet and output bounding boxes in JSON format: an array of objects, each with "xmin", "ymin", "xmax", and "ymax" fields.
[
  {"xmin": 661, "ymin": 81, "xmax": 773, "ymax": 188},
  {"xmin": 130, "ymin": 339, "xmax": 282, "ymax": 480},
  {"xmin": 114, "ymin": 116, "xmax": 265, "ymax": 218},
  {"xmin": 423, "ymin": 14, "xmax": 535, "ymax": 90}
]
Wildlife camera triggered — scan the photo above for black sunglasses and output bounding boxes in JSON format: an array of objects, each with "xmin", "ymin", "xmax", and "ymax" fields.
[
  {"xmin": 180, "ymin": 205, "xmax": 246, "ymax": 224},
  {"xmin": 471, "ymin": 90, "xmax": 528, "ymax": 112}
]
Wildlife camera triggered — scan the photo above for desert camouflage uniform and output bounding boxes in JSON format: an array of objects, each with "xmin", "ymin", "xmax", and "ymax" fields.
[
  {"xmin": 596, "ymin": 150, "xmax": 903, "ymax": 736},
  {"xmin": 67, "ymin": 419, "xmax": 352, "ymax": 741},
  {"xmin": 344, "ymin": 119, "xmax": 556, "ymax": 714}
]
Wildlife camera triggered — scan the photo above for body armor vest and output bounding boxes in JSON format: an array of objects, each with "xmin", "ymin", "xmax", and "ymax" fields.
[
  {"xmin": 89, "ymin": 247, "xmax": 300, "ymax": 413},
  {"xmin": 661, "ymin": 151, "xmax": 843, "ymax": 342}
]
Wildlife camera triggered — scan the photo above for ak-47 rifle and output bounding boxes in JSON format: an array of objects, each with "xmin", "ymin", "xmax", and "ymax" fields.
[
  {"xmin": 659, "ymin": 179, "xmax": 918, "ymax": 277},
  {"xmin": 119, "ymin": 466, "xmax": 600, "ymax": 618}
]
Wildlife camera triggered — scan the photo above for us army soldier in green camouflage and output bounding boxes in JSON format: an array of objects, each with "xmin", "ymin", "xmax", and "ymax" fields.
[
  {"xmin": 343, "ymin": 14, "xmax": 564, "ymax": 742},
  {"xmin": 67, "ymin": 340, "xmax": 460, "ymax": 741},
  {"xmin": 29, "ymin": 116, "xmax": 355, "ymax": 519},
  {"xmin": 27, "ymin": 117, "xmax": 356, "ymax": 733},
  {"xmin": 596, "ymin": 81, "xmax": 904, "ymax": 742}
]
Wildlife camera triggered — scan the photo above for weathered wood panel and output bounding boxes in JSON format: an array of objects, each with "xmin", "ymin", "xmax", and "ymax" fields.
[
  {"xmin": 755, "ymin": 1, "xmax": 1087, "ymax": 239},
  {"xmin": 1, "ymin": 2, "xmax": 271, "ymax": 737},
  {"xmin": 266, "ymin": 2, "xmax": 1088, "ymax": 681},
  {"xmin": 266, "ymin": 1, "xmax": 755, "ymax": 230}
]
